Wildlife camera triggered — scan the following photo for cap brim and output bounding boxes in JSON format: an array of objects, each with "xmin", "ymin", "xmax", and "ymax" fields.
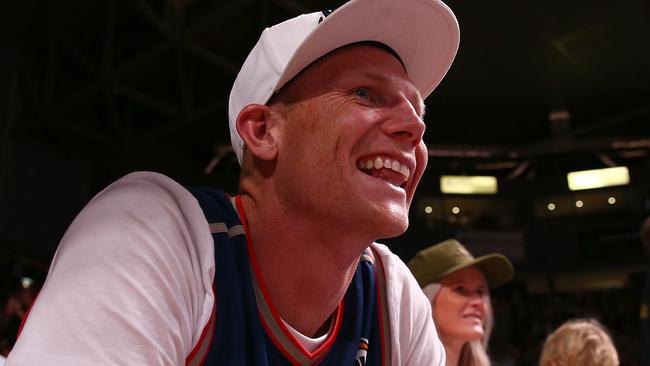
[
  {"xmin": 439, "ymin": 254, "xmax": 514, "ymax": 288},
  {"xmin": 275, "ymin": 0, "xmax": 460, "ymax": 99}
]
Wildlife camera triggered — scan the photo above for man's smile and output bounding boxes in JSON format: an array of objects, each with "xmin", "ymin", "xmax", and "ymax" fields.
[{"xmin": 356, "ymin": 155, "xmax": 412, "ymax": 188}]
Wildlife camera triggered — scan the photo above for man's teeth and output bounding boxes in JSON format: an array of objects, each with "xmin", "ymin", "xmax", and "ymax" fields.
[
  {"xmin": 374, "ymin": 157, "xmax": 383, "ymax": 169},
  {"xmin": 357, "ymin": 157, "xmax": 411, "ymax": 180}
]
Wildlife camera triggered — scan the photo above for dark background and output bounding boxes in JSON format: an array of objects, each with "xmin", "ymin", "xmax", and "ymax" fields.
[{"xmin": 1, "ymin": 0, "xmax": 649, "ymax": 363}]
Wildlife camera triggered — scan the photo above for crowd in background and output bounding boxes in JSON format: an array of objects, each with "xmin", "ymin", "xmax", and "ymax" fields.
[
  {"xmin": 0, "ymin": 259, "xmax": 42, "ymax": 361},
  {"xmin": 0, "ymin": 255, "xmax": 645, "ymax": 364},
  {"xmin": 489, "ymin": 277, "xmax": 643, "ymax": 365}
]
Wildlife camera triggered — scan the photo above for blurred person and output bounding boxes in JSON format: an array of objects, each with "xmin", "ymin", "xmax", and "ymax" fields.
[
  {"xmin": 641, "ymin": 216, "xmax": 650, "ymax": 365},
  {"xmin": 539, "ymin": 318, "xmax": 619, "ymax": 366},
  {"xmin": 408, "ymin": 239, "xmax": 514, "ymax": 366},
  {"xmin": 0, "ymin": 285, "xmax": 37, "ymax": 360},
  {"xmin": 5, "ymin": 0, "xmax": 461, "ymax": 364}
]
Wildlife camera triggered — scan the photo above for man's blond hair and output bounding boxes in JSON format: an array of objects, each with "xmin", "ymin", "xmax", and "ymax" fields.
[{"xmin": 539, "ymin": 318, "xmax": 618, "ymax": 366}]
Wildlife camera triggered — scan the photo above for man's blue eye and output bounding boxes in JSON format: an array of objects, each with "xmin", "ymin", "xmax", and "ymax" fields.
[{"xmin": 354, "ymin": 88, "xmax": 370, "ymax": 100}]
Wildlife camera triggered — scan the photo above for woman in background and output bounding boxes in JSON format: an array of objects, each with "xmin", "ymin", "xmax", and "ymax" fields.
[
  {"xmin": 408, "ymin": 239, "xmax": 514, "ymax": 366},
  {"xmin": 539, "ymin": 318, "xmax": 619, "ymax": 366}
]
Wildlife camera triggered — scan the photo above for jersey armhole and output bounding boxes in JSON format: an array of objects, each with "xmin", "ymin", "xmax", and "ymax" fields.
[
  {"xmin": 185, "ymin": 283, "xmax": 217, "ymax": 366},
  {"xmin": 370, "ymin": 246, "xmax": 392, "ymax": 366}
]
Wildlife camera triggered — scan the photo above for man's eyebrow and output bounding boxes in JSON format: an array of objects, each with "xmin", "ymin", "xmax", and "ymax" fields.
[{"xmin": 362, "ymin": 72, "xmax": 426, "ymax": 118}]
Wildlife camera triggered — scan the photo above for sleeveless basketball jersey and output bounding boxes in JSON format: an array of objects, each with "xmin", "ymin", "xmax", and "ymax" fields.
[{"xmin": 186, "ymin": 188, "xmax": 391, "ymax": 366}]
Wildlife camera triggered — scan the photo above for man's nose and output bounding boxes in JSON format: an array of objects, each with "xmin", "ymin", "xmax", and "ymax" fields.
[{"xmin": 381, "ymin": 98, "xmax": 426, "ymax": 146}]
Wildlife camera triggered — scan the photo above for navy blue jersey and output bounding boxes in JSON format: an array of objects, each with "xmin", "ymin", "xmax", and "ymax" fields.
[{"xmin": 186, "ymin": 188, "xmax": 390, "ymax": 366}]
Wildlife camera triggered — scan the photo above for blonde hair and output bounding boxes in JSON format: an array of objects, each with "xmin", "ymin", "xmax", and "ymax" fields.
[
  {"xmin": 423, "ymin": 283, "xmax": 493, "ymax": 366},
  {"xmin": 539, "ymin": 318, "xmax": 619, "ymax": 366}
]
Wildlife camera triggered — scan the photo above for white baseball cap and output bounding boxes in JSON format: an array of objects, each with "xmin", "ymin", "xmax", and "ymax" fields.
[{"xmin": 228, "ymin": 0, "xmax": 460, "ymax": 164}]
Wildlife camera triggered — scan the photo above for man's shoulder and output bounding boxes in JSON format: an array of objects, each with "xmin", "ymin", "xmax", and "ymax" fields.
[
  {"xmin": 77, "ymin": 171, "xmax": 213, "ymax": 238},
  {"xmin": 369, "ymin": 243, "xmax": 442, "ymax": 365},
  {"xmin": 370, "ymin": 242, "xmax": 430, "ymax": 306},
  {"xmin": 369, "ymin": 242, "xmax": 394, "ymax": 258},
  {"xmin": 97, "ymin": 171, "xmax": 228, "ymax": 209},
  {"xmin": 106, "ymin": 171, "xmax": 187, "ymax": 195},
  {"xmin": 369, "ymin": 243, "xmax": 421, "ymax": 292},
  {"xmin": 369, "ymin": 243, "xmax": 408, "ymax": 275}
]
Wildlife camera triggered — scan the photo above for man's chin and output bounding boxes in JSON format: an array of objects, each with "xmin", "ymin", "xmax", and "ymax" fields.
[
  {"xmin": 373, "ymin": 217, "xmax": 409, "ymax": 240},
  {"xmin": 347, "ymin": 201, "xmax": 410, "ymax": 240}
]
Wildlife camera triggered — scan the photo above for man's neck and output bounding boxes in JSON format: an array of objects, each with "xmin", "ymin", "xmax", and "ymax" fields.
[{"xmin": 239, "ymin": 193, "xmax": 372, "ymax": 337}]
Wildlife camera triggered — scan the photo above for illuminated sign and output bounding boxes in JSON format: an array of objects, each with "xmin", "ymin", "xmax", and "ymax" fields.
[
  {"xmin": 567, "ymin": 167, "xmax": 629, "ymax": 191},
  {"xmin": 440, "ymin": 175, "xmax": 498, "ymax": 194}
]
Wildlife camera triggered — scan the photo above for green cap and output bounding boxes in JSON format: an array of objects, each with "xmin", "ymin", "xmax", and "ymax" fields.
[{"xmin": 407, "ymin": 239, "xmax": 514, "ymax": 288}]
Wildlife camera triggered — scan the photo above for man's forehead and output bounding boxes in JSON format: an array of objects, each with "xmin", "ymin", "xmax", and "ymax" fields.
[
  {"xmin": 319, "ymin": 43, "xmax": 405, "ymax": 72},
  {"xmin": 274, "ymin": 44, "xmax": 424, "ymax": 112},
  {"xmin": 285, "ymin": 43, "xmax": 404, "ymax": 86},
  {"xmin": 318, "ymin": 45, "xmax": 419, "ymax": 88}
]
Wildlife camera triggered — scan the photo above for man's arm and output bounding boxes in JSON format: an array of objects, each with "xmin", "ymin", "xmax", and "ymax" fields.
[{"xmin": 6, "ymin": 172, "xmax": 215, "ymax": 365}]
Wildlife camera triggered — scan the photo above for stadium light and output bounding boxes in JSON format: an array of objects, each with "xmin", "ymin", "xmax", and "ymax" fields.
[
  {"xmin": 567, "ymin": 166, "xmax": 629, "ymax": 191},
  {"xmin": 440, "ymin": 175, "xmax": 498, "ymax": 194}
]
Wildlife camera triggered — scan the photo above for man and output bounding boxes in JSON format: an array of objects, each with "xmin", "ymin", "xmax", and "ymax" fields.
[{"xmin": 6, "ymin": 0, "xmax": 459, "ymax": 364}]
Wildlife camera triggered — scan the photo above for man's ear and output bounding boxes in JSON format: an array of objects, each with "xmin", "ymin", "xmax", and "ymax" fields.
[{"xmin": 235, "ymin": 104, "xmax": 279, "ymax": 161}]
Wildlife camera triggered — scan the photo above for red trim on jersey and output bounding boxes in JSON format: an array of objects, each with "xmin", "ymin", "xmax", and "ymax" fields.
[
  {"xmin": 374, "ymin": 251, "xmax": 388, "ymax": 365},
  {"xmin": 234, "ymin": 195, "xmax": 249, "ymax": 236},
  {"xmin": 234, "ymin": 195, "xmax": 344, "ymax": 362},
  {"xmin": 257, "ymin": 306, "xmax": 302, "ymax": 365},
  {"xmin": 185, "ymin": 283, "xmax": 217, "ymax": 365},
  {"xmin": 313, "ymin": 303, "xmax": 343, "ymax": 355},
  {"xmin": 16, "ymin": 290, "xmax": 40, "ymax": 338}
]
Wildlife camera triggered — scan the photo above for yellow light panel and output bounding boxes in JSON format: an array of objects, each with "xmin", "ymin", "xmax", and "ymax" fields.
[
  {"xmin": 440, "ymin": 175, "xmax": 498, "ymax": 194},
  {"xmin": 567, "ymin": 166, "xmax": 630, "ymax": 191}
]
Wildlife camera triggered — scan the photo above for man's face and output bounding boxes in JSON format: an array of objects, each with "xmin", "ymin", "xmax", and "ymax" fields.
[{"xmin": 270, "ymin": 44, "xmax": 428, "ymax": 240}]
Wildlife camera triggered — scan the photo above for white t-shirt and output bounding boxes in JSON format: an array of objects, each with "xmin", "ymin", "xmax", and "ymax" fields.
[
  {"xmin": 282, "ymin": 319, "xmax": 331, "ymax": 353},
  {"xmin": 6, "ymin": 172, "xmax": 444, "ymax": 365}
]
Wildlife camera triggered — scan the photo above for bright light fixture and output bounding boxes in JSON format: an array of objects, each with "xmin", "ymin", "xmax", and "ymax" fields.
[
  {"xmin": 440, "ymin": 175, "xmax": 498, "ymax": 194},
  {"xmin": 425, "ymin": 206, "xmax": 433, "ymax": 214},
  {"xmin": 567, "ymin": 166, "xmax": 629, "ymax": 191},
  {"xmin": 608, "ymin": 197, "xmax": 616, "ymax": 205},
  {"xmin": 451, "ymin": 206, "xmax": 461, "ymax": 215},
  {"xmin": 21, "ymin": 277, "xmax": 34, "ymax": 289},
  {"xmin": 547, "ymin": 203, "xmax": 556, "ymax": 211}
]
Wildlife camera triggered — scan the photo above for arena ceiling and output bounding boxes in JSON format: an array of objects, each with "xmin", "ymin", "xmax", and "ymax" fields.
[{"xmin": 1, "ymin": 0, "xmax": 649, "ymax": 269}]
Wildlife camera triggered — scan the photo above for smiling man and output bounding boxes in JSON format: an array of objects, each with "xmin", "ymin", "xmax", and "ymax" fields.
[{"xmin": 7, "ymin": 0, "xmax": 459, "ymax": 365}]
